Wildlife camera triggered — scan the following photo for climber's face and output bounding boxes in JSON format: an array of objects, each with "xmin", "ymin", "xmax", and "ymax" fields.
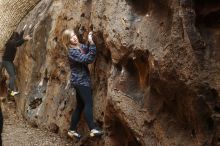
[{"xmin": 70, "ymin": 32, "xmax": 79, "ymax": 45}]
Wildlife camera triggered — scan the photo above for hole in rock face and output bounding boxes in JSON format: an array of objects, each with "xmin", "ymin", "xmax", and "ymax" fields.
[
  {"xmin": 126, "ymin": 58, "xmax": 139, "ymax": 77},
  {"xmin": 123, "ymin": 58, "xmax": 141, "ymax": 99},
  {"xmin": 110, "ymin": 118, "xmax": 141, "ymax": 146},
  {"xmin": 194, "ymin": 0, "xmax": 220, "ymax": 60},
  {"xmin": 114, "ymin": 51, "xmax": 150, "ymax": 105},
  {"xmin": 195, "ymin": 0, "xmax": 220, "ymax": 28},
  {"xmin": 114, "ymin": 58, "xmax": 141, "ymax": 102},
  {"xmin": 133, "ymin": 53, "xmax": 150, "ymax": 89},
  {"xmin": 125, "ymin": 0, "xmax": 149, "ymax": 15},
  {"xmin": 203, "ymin": 11, "xmax": 220, "ymax": 28}
]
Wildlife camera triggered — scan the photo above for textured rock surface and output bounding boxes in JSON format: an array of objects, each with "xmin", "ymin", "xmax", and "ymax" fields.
[{"xmin": 0, "ymin": 0, "xmax": 220, "ymax": 145}]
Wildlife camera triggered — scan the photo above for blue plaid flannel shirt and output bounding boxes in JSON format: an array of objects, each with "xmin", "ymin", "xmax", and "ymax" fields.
[{"xmin": 68, "ymin": 44, "xmax": 96, "ymax": 87}]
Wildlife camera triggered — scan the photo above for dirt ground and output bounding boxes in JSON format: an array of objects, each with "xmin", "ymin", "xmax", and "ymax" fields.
[{"xmin": 1, "ymin": 101, "xmax": 74, "ymax": 146}]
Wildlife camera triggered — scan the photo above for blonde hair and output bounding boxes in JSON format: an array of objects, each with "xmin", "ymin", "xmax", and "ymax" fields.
[{"xmin": 62, "ymin": 29, "xmax": 74, "ymax": 51}]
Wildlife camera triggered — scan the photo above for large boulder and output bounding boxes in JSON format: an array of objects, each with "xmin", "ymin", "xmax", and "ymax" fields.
[{"xmin": 1, "ymin": 0, "xmax": 220, "ymax": 145}]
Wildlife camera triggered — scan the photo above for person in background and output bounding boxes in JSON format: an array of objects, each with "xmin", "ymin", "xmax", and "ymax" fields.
[
  {"xmin": 2, "ymin": 26, "xmax": 31, "ymax": 96},
  {"xmin": 62, "ymin": 29, "xmax": 103, "ymax": 139}
]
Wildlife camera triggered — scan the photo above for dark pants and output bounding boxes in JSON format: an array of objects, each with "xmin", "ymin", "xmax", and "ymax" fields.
[
  {"xmin": 70, "ymin": 85, "xmax": 95, "ymax": 131},
  {"xmin": 2, "ymin": 60, "xmax": 16, "ymax": 91}
]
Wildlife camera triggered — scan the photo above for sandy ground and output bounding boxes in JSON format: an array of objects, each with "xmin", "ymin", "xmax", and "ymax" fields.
[{"xmin": 1, "ymin": 101, "xmax": 74, "ymax": 146}]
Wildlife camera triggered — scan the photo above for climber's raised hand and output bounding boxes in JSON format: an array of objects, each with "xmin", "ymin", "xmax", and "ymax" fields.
[{"xmin": 88, "ymin": 31, "xmax": 94, "ymax": 45}]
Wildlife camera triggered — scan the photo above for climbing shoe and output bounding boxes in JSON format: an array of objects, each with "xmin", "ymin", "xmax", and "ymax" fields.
[
  {"xmin": 90, "ymin": 129, "xmax": 103, "ymax": 137},
  {"xmin": 67, "ymin": 130, "xmax": 82, "ymax": 139},
  {"xmin": 10, "ymin": 91, "xmax": 20, "ymax": 97}
]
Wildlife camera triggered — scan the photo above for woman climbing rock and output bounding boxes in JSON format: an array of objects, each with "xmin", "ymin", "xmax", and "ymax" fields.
[{"xmin": 62, "ymin": 29, "xmax": 103, "ymax": 139}]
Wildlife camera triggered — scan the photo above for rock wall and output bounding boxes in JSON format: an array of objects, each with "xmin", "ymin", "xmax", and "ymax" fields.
[
  {"xmin": 1, "ymin": 0, "xmax": 220, "ymax": 145},
  {"xmin": 0, "ymin": 0, "xmax": 40, "ymax": 57}
]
